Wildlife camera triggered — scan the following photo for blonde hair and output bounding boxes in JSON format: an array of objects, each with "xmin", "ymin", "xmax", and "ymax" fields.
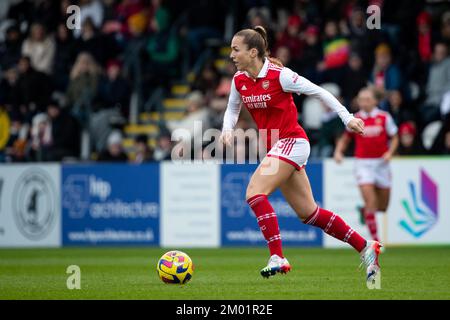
[{"xmin": 70, "ymin": 52, "xmax": 101, "ymax": 79}]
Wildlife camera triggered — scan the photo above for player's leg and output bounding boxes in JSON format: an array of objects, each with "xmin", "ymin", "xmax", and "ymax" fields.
[
  {"xmin": 374, "ymin": 160, "xmax": 392, "ymax": 212},
  {"xmin": 359, "ymin": 184, "xmax": 380, "ymax": 241},
  {"xmin": 246, "ymin": 155, "xmax": 295, "ymax": 277},
  {"xmin": 280, "ymin": 169, "xmax": 367, "ymax": 253},
  {"xmin": 280, "ymin": 169, "xmax": 382, "ymax": 284},
  {"xmin": 355, "ymin": 159, "xmax": 380, "ymax": 241},
  {"xmin": 375, "ymin": 186, "xmax": 390, "ymax": 212},
  {"xmin": 374, "ymin": 186, "xmax": 390, "ymax": 245},
  {"xmin": 373, "ymin": 161, "xmax": 392, "ymax": 245}
]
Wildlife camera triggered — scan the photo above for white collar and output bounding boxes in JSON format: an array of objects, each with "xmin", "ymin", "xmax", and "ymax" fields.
[
  {"xmin": 244, "ymin": 58, "xmax": 270, "ymax": 79},
  {"xmin": 359, "ymin": 108, "xmax": 380, "ymax": 119}
]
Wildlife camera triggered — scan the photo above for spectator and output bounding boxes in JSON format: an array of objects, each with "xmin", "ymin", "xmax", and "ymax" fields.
[
  {"xmin": 344, "ymin": 7, "xmax": 379, "ymax": 68},
  {"xmin": 416, "ymin": 11, "xmax": 433, "ymax": 64},
  {"xmin": 132, "ymin": 134, "xmax": 154, "ymax": 164},
  {"xmin": 97, "ymin": 130, "xmax": 128, "ymax": 162},
  {"xmin": 115, "ymin": 0, "xmax": 146, "ymax": 39},
  {"xmin": 193, "ymin": 61, "xmax": 220, "ymax": 98},
  {"xmin": 166, "ymin": 90, "xmax": 210, "ymax": 146},
  {"xmin": 208, "ymin": 95, "xmax": 228, "ymax": 130},
  {"xmin": 28, "ymin": 112, "xmax": 52, "ymax": 161},
  {"xmin": 122, "ymin": 10, "xmax": 149, "ymax": 99},
  {"xmin": 319, "ymin": 20, "xmax": 350, "ymax": 83},
  {"xmin": 370, "ymin": 43, "xmax": 403, "ymax": 101},
  {"xmin": 245, "ymin": 7, "xmax": 276, "ymax": 49},
  {"xmin": 341, "ymin": 53, "xmax": 367, "ymax": 110},
  {"xmin": 396, "ymin": 121, "xmax": 424, "ymax": 155},
  {"xmin": 299, "ymin": 25, "xmax": 322, "ymax": 82},
  {"xmin": 76, "ymin": 17, "xmax": 119, "ymax": 67},
  {"xmin": 73, "ymin": 0, "xmax": 105, "ymax": 39},
  {"xmin": 44, "ymin": 100, "xmax": 81, "ymax": 161},
  {"xmin": 381, "ymin": 90, "xmax": 416, "ymax": 126},
  {"xmin": 214, "ymin": 60, "xmax": 235, "ymax": 98},
  {"xmin": 274, "ymin": 15, "xmax": 303, "ymax": 63},
  {"xmin": 65, "ymin": 52, "xmax": 102, "ymax": 122},
  {"xmin": 440, "ymin": 11, "xmax": 450, "ymax": 47},
  {"xmin": 12, "ymin": 56, "xmax": 53, "ymax": 118},
  {"xmin": 3, "ymin": 112, "xmax": 28, "ymax": 162},
  {"xmin": 153, "ymin": 129, "xmax": 173, "ymax": 161},
  {"xmin": 98, "ymin": 59, "xmax": 131, "ymax": 116},
  {"xmin": 21, "ymin": 22, "xmax": 56, "ymax": 75},
  {"xmin": 275, "ymin": 46, "xmax": 294, "ymax": 69},
  {"xmin": 53, "ymin": 22, "xmax": 77, "ymax": 92},
  {"xmin": 146, "ymin": 4, "xmax": 180, "ymax": 89},
  {"xmin": 0, "ymin": 24, "xmax": 23, "ymax": 70},
  {"xmin": 421, "ymin": 42, "xmax": 450, "ymax": 125},
  {"xmin": 0, "ymin": 67, "xmax": 19, "ymax": 107},
  {"xmin": 311, "ymin": 85, "xmax": 345, "ymax": 158}
]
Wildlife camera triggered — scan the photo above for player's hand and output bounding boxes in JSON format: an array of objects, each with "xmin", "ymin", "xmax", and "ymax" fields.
[
  {"xmin": 347, "ymin": 118, "xmax": 364, "ymax": 135},
  {"xmin": 219, "ymin": 130, "xmax": 233, "ymax": 147},
  {"xmin": 334, "ymin": 151, "xmax": 344, "ymax": 164},
  {"xmin": 382, "ymin": 151, "xmax": 393, "ymax": 162}
]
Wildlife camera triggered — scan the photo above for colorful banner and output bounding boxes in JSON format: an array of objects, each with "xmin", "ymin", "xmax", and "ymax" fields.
[
  {"xmin": 388, "ymin": 159, "xmax": 450, "ymax": 245},
  {"xmin": 221, "ymin": 163, "xmax": 323, "ymax": 247},
  {"xmin": 62, "ymin": 164, "xmax": 159, "ymax": 245}
]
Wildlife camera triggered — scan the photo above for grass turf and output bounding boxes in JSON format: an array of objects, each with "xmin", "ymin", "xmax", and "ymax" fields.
[{"xmin": 0, "ymin": 246, "xmax": 449, "ymax": 300}]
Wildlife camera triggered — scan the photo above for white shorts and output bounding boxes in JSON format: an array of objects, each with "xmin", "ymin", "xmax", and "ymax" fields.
[
  {"xmin": 354, "ymin": 158, "xmax": 392, "ymax": 188},
  {"xmin": 266, "ymin": 138, "xmax": 310, "ymax": 170}
]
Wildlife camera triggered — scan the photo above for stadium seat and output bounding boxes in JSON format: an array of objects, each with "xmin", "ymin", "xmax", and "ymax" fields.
[
  {"xmin": 302, "ymin": 83, "xmax": 341, "ymax": 130},
  {"xmin": 302, "ymin": 97, "xmax": 324, "ymax": 130},
  {"xmin": 422, "ymin": 120, "xmax": 443, "ymax": 150}
]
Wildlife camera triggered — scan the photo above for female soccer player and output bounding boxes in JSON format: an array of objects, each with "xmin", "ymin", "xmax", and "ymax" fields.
[
  {"xmin": 334, "ymin": 87, "xmax": 399, "ymax": 242},
  {"xmin": 220, "ymin": 26, "xmax": 382, "ymax": 284}
]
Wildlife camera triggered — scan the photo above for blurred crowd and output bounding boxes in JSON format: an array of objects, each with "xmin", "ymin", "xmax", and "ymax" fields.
[{"xmin": 1, "ymin": 0, "xmax": 450, "ymax": 164}]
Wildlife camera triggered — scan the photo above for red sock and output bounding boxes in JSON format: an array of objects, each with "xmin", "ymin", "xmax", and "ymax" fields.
[
  {"xmin": 247, "ymin": 194, "xmax": 283, "ymax": 258},
  {"xmin": 304, "ymin": 206, "xmax": 367, "ymax": 252},
  {"xmin": 364, "ymin": 209, "xmax": 379, "ymax": 242}
]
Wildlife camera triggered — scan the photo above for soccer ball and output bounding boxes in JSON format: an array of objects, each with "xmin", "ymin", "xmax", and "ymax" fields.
[{"xmin": 157, "ymin": 250, "xmax": 194, "ymax": 284}]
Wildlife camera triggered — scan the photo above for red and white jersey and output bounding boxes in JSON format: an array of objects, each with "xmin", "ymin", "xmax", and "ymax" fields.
[
  {"xmin": 222, "ymin": 58, "xmax": 353, "ymax": 150},
  {"xmin": 345, "ymin": 108, "xmax": 398, "ymax": 158}
]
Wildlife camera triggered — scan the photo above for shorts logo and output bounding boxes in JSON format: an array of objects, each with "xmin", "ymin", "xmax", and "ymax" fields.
[
  {"xmin": 13, "ymin": 168, "xmax": 57, "ymax": 240},
  {"xmin": 262, "ymin": 80, "xmax": 270, "ymax": 90},
  {"xmin": 399, "ymin": 169, "xmax": 438, "ymax": 238}
]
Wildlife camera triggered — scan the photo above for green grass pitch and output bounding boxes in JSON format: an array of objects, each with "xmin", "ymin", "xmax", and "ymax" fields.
[{"xmin": 1, "ymin": 246, "xmax": 449, "ymax": 300}]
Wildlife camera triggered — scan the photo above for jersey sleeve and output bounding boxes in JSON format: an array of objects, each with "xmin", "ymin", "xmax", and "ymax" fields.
[
  {"xmin": 279, "ymin": 67, "xmax": 354, "ymax": 126},
  {"xmin": 222, "ymin": 77, "xmax": 242, "ymax": 131},
  {"xmin": 385, "ymin": 113, "xmax": 398, "ymax": 137}
]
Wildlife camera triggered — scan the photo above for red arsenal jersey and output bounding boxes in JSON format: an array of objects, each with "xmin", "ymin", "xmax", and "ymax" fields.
[
  {"xmin": 223, "ymin": 58, "xmax": 354, "ymax": 151},
  {"xmin": 346, "ymin": 108, "xmax": 398, "ymax": 158},
  {"xmin": 233, "ymin": 62, "xmax": 307, "ymax": 149}
]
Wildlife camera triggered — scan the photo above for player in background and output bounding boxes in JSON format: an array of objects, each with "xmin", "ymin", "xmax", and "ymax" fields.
[
  {"xmin": 220, "ymin": 26, "xmax": 382, "ymax": 285},
  {"xmin": 334, "ymin": 88, "xmax": 399, "ymax": 242}
]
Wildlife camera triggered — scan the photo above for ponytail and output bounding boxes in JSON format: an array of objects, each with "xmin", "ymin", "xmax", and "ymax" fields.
[
  {"xmin": 253, "ymin": 26, "xmax": 269, "ymax": 56},
  {"xmin": 236, "ymin": 26, "xmax": 284, "ymax": 67}
]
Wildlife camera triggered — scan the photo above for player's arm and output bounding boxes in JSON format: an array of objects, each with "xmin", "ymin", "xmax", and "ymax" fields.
[
  {"xmin": 279, "ymin": 68, "xmax": 364, "ymax": 135},
  {"xmin": 220, "ymin": 78, "xmax": 242, "ymax": 146},
  {"xmin": 334, "ymin": 132, "xmax": 352, "ymax": 164},
  {"xmin": 382, "ymin": 113, "xmax": 399, "ymax": 162}
]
